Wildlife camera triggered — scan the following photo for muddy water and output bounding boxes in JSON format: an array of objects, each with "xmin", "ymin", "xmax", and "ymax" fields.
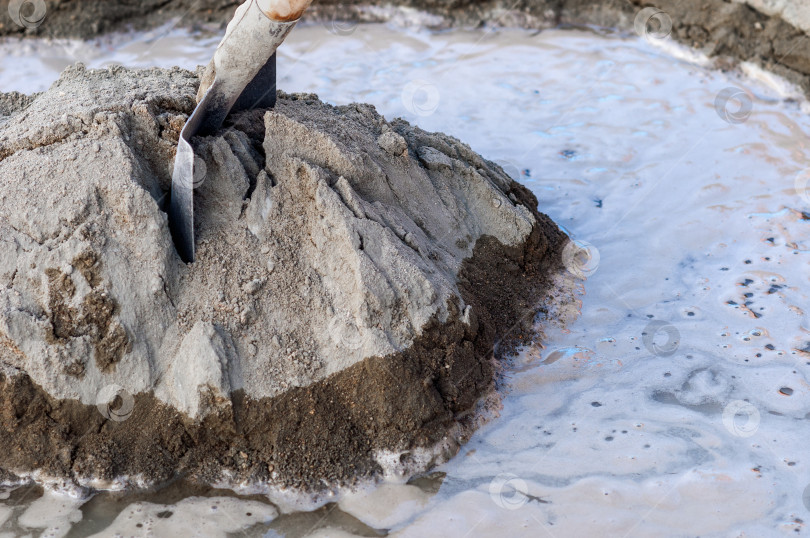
[{"xmin": 2, "ymin": 21, "xmax": 810, "ymax": 537}]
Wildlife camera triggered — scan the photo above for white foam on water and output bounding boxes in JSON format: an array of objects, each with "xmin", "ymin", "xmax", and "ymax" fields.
[
  {"xmin": 85, "ymin": 496, "xmax": 278, "ymax": 537},
  {"xmin": 739, "ymin": 61, "xmax": 806, "ymax": 101},
  {"xmin": 639, "ymin": 31, "xmax": 714, "ymax": 68},
  {"xmin": 338, "ymin": 482, "xmax": 432, "ymax": 529},
  {"xmin": 2, "ymin": 20, "xmax": 810, "ymax": 537},
  {"xmin": 17, "ymin": 490, "xmax": 83, "ymax": 538}
]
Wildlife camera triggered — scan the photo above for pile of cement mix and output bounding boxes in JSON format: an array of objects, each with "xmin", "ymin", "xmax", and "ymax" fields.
[{"xmin": 0, "ymin": 64, "xmax": 565, "ymax": 491}]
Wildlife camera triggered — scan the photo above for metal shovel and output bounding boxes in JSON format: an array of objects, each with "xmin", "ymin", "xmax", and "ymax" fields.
[{"xmin": 169, "ymin": 0, "xmax": 309, "ymax": 263}]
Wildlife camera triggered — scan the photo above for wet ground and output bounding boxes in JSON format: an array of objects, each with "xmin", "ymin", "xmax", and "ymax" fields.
[{"xmin": 1, "ymin": 20, "xmax": 810, "ymax": 537}]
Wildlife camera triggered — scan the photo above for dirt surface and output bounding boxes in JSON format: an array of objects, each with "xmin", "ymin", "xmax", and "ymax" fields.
[{"xmin": 1, "ymin": 0, "xmax": 809, "ymax": 93}]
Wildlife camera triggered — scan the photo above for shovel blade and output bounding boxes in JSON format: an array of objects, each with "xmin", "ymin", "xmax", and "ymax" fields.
[{"xmin": 169, "ymin": 137, "xmax": 196, "ymax": 263}]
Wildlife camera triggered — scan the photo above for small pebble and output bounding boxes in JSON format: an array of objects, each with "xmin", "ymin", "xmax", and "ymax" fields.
[
  {"xmin": 243, "ymin": 279, "xmax": 263, "ymax": 295},
  {"xmin": 377, "ymin": 131, "xmax": 408, "ymax": 156}
]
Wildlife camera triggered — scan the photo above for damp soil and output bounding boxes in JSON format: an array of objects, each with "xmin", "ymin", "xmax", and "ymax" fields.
[{"xmin": 0, "ymin": 194, "xmax": 565, "ymax": 492}]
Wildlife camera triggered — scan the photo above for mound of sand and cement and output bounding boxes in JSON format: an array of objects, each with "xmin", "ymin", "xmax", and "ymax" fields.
[
  {"xmin": 2, "ymin": 0, "xmax": 810, "ymax": 94},
  {"xmin": 0, "ymin": 64, "xmax": 564, "ymax": 491}
]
